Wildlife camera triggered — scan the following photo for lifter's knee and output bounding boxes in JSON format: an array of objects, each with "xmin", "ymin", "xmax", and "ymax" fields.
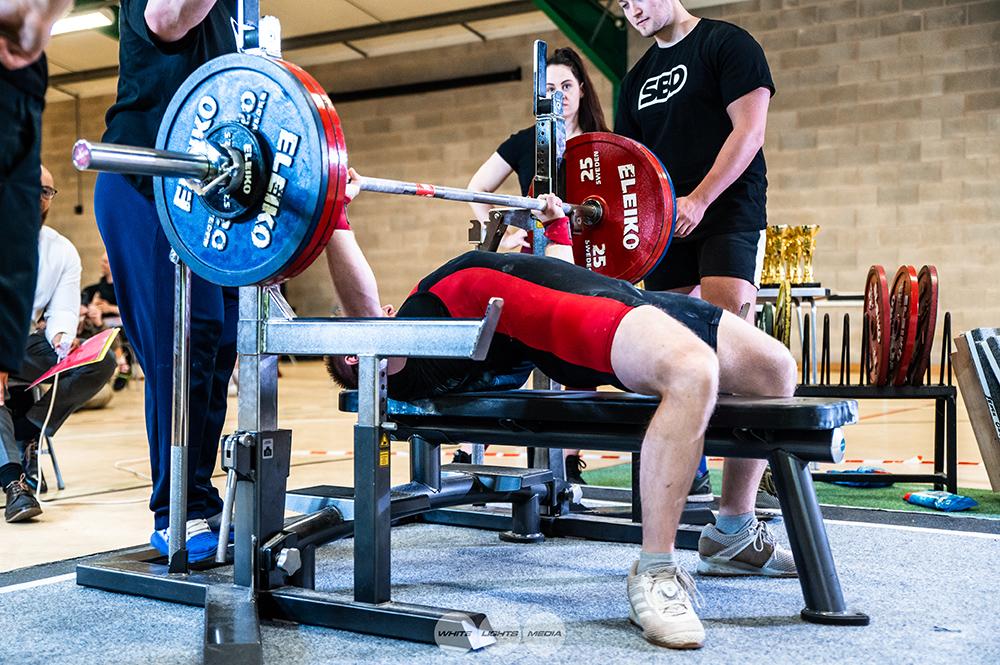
[
  {"xmin": 758, "ymin": 347, "xmax": 797, "ymax": 398},
  {"xmin": 654, "ymin": 344, "xmax": 719, "ymax": 423}
]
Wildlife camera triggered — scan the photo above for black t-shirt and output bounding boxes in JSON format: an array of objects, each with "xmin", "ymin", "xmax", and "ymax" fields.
[
  {"xmin": 103, "ymin": 0, "xmax": 237, "ymax": 198},
  {"xmin": 615, "ymin": 19, "xmax": 774, "ymax": 240},
  {"xmin": 495, "ymin": 126, "xmax": 535, "ymax": 196},
  {"xmin": 0, "ymin": 54, "xmax": 47, "ymax": 101},
  {"xmin": 81, "ymin": 276, "xmax": 117, "ymax": 306}
]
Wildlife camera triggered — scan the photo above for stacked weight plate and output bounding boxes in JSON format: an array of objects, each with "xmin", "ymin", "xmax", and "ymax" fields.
[{"xmin": 864, "ymin": 264, "xmax": 938, "ymax": 386}]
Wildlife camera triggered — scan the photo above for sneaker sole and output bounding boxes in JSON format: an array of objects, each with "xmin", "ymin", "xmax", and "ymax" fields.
[
  {"xmin": 628, "ymin": 615, "xmax": 703, "ymax": 650},
  {"xmin": 696, "ymin": 558, "xmax": 797, "ymax": 578},
  {"xmin": 6, "ymin": 505, "xmax": 42, "ymax": 523},
  {"xmin": 686, "ymin": 493, "xmax": 714, "ymax": 503}
]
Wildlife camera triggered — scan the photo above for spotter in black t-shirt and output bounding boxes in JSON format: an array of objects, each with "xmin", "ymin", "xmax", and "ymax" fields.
[{"xmin": 615, "ymin": 19, "xmax": 774, "ymax": 241}]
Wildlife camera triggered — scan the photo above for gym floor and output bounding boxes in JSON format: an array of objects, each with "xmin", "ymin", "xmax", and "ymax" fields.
[
  {"xmin": 1, "ymin": 359, "xmax": 993, "ymax": 574},
  {"xmin": 1, "ymin": 362, "xmax": 999, "ymax": 663}
]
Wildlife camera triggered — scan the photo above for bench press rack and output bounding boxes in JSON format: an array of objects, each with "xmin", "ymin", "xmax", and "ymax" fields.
[
  {"xmin": 74, "ymin": 31, "xmax": 868, "ymax": 663},
  {"xmin": 77, "ymin": 269, "xmax": 869, "ymax": 664}
]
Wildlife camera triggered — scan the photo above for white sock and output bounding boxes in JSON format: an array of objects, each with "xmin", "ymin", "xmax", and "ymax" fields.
[{"xmin": 637, "ymin": 551, "xmax": 677, "ymax": 573}]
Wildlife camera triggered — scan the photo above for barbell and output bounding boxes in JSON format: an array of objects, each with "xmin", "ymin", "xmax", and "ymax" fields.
[{"xmin": 72, "ymin": 53, "xmax": 676, "ymax": 287}]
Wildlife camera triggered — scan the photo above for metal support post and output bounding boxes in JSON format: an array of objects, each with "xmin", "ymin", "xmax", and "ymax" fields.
[
  {"xmin": 410, "ymin": 435, "xmax": 441, "ymax": 490},
  {"xmin": 769, "ymin": 451, "xmax": 869, "ymax": 625},
  {"xmin": 354, "ymin": 355, "xmax": 391, "ymax": 604},
  {"xmin": 168, "ymin": 253, "xmax": 191, "ymax": 573},
  {"xmin": 235, "ymin": 285, "xmax": 281, "ymax": 588}
]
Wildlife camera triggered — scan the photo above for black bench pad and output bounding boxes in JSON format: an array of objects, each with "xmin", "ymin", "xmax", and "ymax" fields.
[{"xmin": 340, "ymin": 390, "xmax": 858, "ymax": 432}]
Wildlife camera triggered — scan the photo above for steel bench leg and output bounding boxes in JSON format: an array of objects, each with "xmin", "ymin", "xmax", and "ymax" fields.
[{"xmin": 769, "ymin": 450, "xmax": 869, "ymax": 626}]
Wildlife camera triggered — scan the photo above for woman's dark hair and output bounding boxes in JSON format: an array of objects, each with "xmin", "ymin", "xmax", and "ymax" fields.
[
  {"xmin": 325, "ymin": 355, "xmax": 359, "ymax": 390},
  {"xmin": 546, "ymin": 47, "xmax": 610, "ymax": 133}
]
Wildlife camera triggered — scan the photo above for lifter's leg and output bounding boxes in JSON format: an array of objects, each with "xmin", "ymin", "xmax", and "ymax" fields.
[
  {"xmin": 698, "ymin": 310, "xmax": 799, "ymax": 577},
  {"xmin": 716, "ymin": 310, "xmax": 797, "ymax": 513},
  {"xmin": 612, "ymin": 306, "xmax": 717, "ymax": 649}
]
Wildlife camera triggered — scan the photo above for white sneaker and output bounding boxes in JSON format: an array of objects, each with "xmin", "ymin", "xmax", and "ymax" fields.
[
  {"xmin": 627, "ymin": 562, "xmax": 705, "ymax": 649},
  {"xmin": 697, "ymin": 520, "xmax": 798, "ymax": 577},
  {"xmin": 149, "ymin": 518, "xmax": 219, "ymax": 563}
]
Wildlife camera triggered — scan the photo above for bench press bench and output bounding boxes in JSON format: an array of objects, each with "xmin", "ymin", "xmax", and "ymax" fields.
[{"xmin": 327, "ymin": 389, "xmax": 869, "ymax": 627}]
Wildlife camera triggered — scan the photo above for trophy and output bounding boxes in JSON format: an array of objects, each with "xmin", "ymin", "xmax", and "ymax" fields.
[
  {"xmin": 762, "ymin": 225, "xmax": 787, "ymax": 285},
  {"xmin": 763, "ymin": 224, "xmax": 821, "ymax": 286},
  {"xmin": 780, "ymin": 225, "xmax": 800, "ymax": 284},
  {"xmin": 798, "ymin": 225, "xmax": 820, "ymax": 285}
]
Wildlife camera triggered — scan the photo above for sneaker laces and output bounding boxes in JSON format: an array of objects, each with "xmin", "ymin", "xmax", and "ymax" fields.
[
  {"xmin": 749, "ymin": 520, "xmax": 773, "ymax": 553},
  {"xmin": 643, "ymin": 566, "xmax": 703, "ymax": 614}
]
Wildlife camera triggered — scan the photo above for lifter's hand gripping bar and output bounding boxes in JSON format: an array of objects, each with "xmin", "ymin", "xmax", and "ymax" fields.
[{"xmin": 72, "ymin": 139, "xmax": 604, "ymax": 226}]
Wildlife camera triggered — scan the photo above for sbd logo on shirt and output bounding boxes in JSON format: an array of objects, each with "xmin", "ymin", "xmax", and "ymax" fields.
[{"xmin": 638, "ymin": 65, "xmax": 688, "ymax": 110}]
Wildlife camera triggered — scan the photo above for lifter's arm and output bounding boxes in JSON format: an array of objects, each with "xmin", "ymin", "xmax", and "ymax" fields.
[
  {"xmin": 144, "ymin": 0, "xmax": 216, "ymax": 42},
  {"xmin": 324, "ymin": 231, "xmax": 382, "ymax": 318}
]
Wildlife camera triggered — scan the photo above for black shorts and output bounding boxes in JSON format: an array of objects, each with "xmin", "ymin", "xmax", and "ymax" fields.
[{"xmin": 644, "ymin": 229, "xmax": 766, "ymax": 291}]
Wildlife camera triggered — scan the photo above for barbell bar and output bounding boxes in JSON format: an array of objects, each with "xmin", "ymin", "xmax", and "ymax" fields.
[{"xmin": 72, "ymin": 139, "xmax": 603, "ymax": 225}]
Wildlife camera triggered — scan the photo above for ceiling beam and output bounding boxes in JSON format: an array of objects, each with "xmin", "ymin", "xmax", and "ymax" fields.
[{"xmin": 51, "ymin": 1, "xmax": 537, "ymax": 87}]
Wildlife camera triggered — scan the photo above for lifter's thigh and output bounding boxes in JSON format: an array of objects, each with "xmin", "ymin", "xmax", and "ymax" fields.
[
  {"xmin": 715, "ymin": 310, "xmax": 796, "ymax": 397},
  {"xmin": 610, "ymin": 305, "xmax": 719, "ymax": 399}
]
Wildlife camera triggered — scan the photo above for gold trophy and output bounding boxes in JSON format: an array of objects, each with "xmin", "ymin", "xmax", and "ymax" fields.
[
  {"xmin": 763, "ymin": 225, "xmax": 787, "ymax": 285},
  {"xmin": 798, "ymin": 224, "xmax": 820, "ymax": 284},
  {"xmin": 779, "ymin": 225, "xmax": 800, "ymax": 285}
]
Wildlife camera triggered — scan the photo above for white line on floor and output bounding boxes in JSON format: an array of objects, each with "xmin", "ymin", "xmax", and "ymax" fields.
[
  {"xmin": 0, "ymin": 572, "xmax": 76, "ymax": 595},
  {"xmin": 826, "ymin": 519, "xmax": 1000, "ymax": 540}
]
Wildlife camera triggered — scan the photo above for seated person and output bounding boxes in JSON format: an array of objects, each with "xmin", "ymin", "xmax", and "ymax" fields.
[
  {"xmin": 325, "ymin": 191, "xmax": 798, "ymax": 649},
  {"xmin": 2, "ymin": 165, "xmax": 117, "ymax": 522},
  {"xmin": 82, "ymin": 253, "xmax": 133, "ymax": 388},
  {"xmin": 81, "ymin": 252, "xmax": 120, "ymax": 323}
]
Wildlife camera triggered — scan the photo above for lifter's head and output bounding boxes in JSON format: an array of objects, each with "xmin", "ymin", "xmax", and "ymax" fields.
[
  {"xmin": 325, "ymin": 354, "xmax": 359, "ymax": 390},
  {"xmin": 324, "ymin": 304, "xmax": 396, "ymax": 391}
]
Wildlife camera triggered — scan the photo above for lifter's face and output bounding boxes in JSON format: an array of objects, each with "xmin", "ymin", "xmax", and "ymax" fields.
[
  {"xmin": 618, "ymin": 0, "xmax": 676, "ymax": 38},
  {"xmin": 546, "ymin": 64, "xmax": 581, "ymax": 123},
  {"xmin": 342, "ymin": 305, "xmax": 397, "ymax": 367}
]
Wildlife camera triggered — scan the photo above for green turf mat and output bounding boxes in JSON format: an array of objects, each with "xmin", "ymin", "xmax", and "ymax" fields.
[{"xmin": 581, "ymin": 465, "xmax": 1000, "ymax": 517}]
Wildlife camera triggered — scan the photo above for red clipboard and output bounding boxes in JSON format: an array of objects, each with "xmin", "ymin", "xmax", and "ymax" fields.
[{"xmin": 29, "ymin": 328, "xmax": 120, "ymax": 389}]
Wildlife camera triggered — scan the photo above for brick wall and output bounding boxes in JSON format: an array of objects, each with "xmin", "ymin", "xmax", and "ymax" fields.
[
  {"xmin": 630, "ymin": 0, "xmax": 999, "ymax": 347},
  {"xmin": 41, "ymin": 93, "xmax": 116, "ymax": 290}
]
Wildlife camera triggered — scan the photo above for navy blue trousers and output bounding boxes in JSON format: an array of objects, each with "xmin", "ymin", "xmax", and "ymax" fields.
[{"xmin": 94, "ymin": 174, "xmax": 237, "ymax": 530}]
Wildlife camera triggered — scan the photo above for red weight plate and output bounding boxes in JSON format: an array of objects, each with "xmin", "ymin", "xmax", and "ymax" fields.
[
  {"xmin": 906, "ymin": 265, "xmax": 939, "ymax": 386},
  {"xmin": 566, "ymin": 132, "xmax": 675, "ymax": 284},
  {"xmin": 269, "ymin": 59, "xmax": 348, "ymax": 283},
  {"xmin": 865, "ymin": 265, "xmax": 890, "ymax": 386},
  {"xmin": 888, "ymin": 265, "xmax": 920, "ymax": 386}
]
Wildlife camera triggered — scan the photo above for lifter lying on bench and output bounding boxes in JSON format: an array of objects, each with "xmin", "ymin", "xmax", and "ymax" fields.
[{"xmin": 326, "ymin": 191, "xmax": 803, "ymax": 650}]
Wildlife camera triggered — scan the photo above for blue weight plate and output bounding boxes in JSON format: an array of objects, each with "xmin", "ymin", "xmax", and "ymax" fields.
[{"xmin": 154, "ymin": 53, "xmax": 331, "ymax": 286}]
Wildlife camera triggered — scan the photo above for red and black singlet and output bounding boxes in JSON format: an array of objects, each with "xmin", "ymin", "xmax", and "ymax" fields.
[{"xmin": 388, "ymin": 251, "xmax": 721, "ymax": 401}]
